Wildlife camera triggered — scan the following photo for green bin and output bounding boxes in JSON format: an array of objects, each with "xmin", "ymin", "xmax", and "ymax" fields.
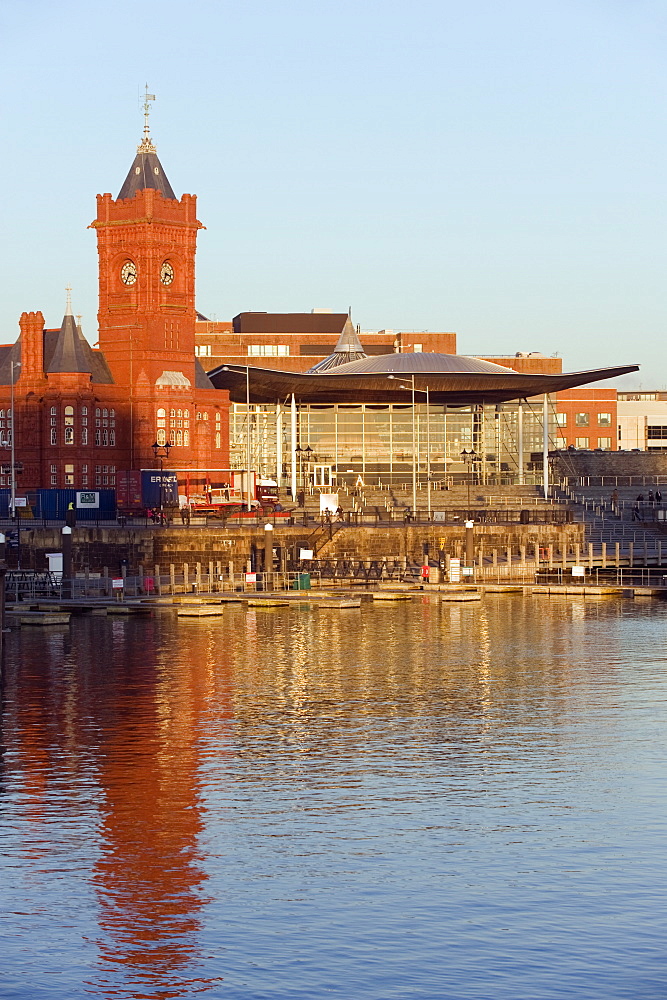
[{"xmin": 292, "ymin": 572, "xmax": 311, "ymax": 590}]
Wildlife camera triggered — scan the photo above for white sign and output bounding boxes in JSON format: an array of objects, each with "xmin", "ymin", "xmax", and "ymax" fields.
[
  {"xmin": 571, "ymin": 565, "xmax": 585, "ymax": 577},
  {"xmin": 112, "ymin": 578, "xmax": 124, "ymax": 589},
  {"xmin": 449, "ymin": 557, "xmax": 461, "ymax": 583},
  {"xmin": 299, "ymin": 549, "xmax": 314, "ymax": 560},
  {"xmin": 433, "ymin": 511, "xmax": 446, "ymax": 522},
  {"xmin": 245, "ymin": 572, "xmax": 257, "ymax": 583},
  {"xmin": 77, "ymin": 491, "xmax": 99, "ymax": 508},
  {"xmin": 14, "ymin": 497, "xmax": 27, "ymax": 508}
]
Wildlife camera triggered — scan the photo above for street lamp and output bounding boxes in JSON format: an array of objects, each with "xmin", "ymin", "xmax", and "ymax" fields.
[
  {"xmin": 460, "ymin": 448, "xmax": 477, "ymax": 517},
  {"xmin": 151, "ymin": 439, "xmax": 172, "ymax": 521}
]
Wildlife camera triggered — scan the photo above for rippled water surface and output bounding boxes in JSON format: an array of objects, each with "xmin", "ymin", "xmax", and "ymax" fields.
[{"xmin": 2, "ymin": 595, "xmax": 667, "ymax": 999}]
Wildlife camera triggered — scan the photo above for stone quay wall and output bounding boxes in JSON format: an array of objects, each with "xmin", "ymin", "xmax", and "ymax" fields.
[{"xmin": 10, "ymin": 521, "xmax": 584, "ymax": 575}]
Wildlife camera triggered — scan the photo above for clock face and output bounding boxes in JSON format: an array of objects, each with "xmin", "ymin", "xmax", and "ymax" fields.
[
  {"xmin": 160, "ymin": 261, "xmax": 174, "ymax": 286},
  {"xmin": 120, "ymin": 260, "xmax": 137, "ymax": 286}
]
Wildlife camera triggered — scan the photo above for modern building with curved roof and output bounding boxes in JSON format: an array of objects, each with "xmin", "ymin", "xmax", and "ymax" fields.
[{"xmin": 208, "ymin": 347, "xmax": 638, "ymax": 495}]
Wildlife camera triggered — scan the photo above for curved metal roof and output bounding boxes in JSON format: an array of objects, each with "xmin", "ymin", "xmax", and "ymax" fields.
[
  {"xmin": 328, "ymin": 352, "xmax": 516, "ymax": 376},
  {"xmin": 207, "ymin": 358, "xmax": 640, "ymax": 405}
]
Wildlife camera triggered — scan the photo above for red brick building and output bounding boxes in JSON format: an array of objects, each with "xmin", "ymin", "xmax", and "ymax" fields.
[{"xmin": 0, "ymin": 125, "xmax": 228, "ymax": 493}]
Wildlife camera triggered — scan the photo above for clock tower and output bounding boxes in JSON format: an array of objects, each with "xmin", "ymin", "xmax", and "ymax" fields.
[{"xmin": 90, "ymin": 96, "xmax": 225, "ymax": 470}]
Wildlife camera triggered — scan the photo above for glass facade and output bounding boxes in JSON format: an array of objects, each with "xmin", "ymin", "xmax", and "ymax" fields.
[{"xmin": 229, "ymin": 398, "xmax": 556, "ymax": 485}]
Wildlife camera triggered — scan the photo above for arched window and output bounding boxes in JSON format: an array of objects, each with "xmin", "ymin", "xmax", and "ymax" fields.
[
  {"xmin": 176, "ymin": 429, "xmax": 183, "ymax": 446},
  {"xmin": 183, "ymin": 430, "xmax": 190, "ymax": 447},
  {"xmin": 215, "ymin": 431, "xmax": 221, "ymax": 449},
  {"xmin": 81, "ymin": 427, "xmax": 88, "ymax": 446},
  {"xmin": 102, "ymin": 408, "xmax": 108, "ymax": 418},
  {"xmin": 177, "ymin": 409, "xmax": 182, "ymax": 418},
  {"xmin": 156, "ymin": 428, "xmax": 166, "ymax": 447},
  {"xmin": 109, "ymin": 409, "xmax": 115, "ymax": 418},
  {"xmin": 157, "ymin": 408, "xmax": 166, "ymax": 429},
  {"xmin": 170, "ymin": 409, "xmax": 176, "ymax": 418},
  {"xmin": 51, "ymin": 406, "xmax": 57, "ymax": 416},
  {"xmin": 64, "ymin": 405, "xmax": 74, "ymax": 444},
  {"xmin": 110, "ymin": 429, "xmax": 116, "ymax": 446}
]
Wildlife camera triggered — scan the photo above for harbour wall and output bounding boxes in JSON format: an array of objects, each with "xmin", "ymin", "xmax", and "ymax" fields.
[{"xmin": 9, "ymin": 522, "xmax": 585, "ymax": 575}]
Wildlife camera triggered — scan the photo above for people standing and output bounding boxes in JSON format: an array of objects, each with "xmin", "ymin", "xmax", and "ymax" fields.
[{"xmin": 657, "ymin": 490, "xmax": 662, "ymax": 506}]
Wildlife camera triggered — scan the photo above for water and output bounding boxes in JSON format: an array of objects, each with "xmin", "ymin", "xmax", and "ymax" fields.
[{"xmin": 1, "ymin": 595, "xmax": 666, "ymax": 999}]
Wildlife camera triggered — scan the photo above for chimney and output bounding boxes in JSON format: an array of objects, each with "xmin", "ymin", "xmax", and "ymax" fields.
[{"xmin": 18, "ymin": 311, "xmax": 45, "ymax": 377}]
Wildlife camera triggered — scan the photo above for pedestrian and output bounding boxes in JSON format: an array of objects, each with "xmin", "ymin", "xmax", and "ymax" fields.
[
  {"xmin": 611, "ymin": 489, "xmax": 619, "ymax": 515},
  {"xmin": 648, "ymin": 489, "xmax": 655, "ymax": 504},
  {"xmin": 632, "ymin": 501, "xmax": 642, "ymax": 522},
  {"xmin": 65, "ymin": 501, "xmax": 76, "ymax": 529},
  {"xmin": 637, "ymin": 493, "xmax": 644, "ymax": 502},
  {"xmin": 336, "ymin": 505, "xmax": 344, "ymax": 521},
  {"xmin": 297, "ymin": 489, "xmax": 305, "ymax": 507},
  {"xmin": 657, "ymin": 490, "xmax": 662, "ymax": 506}
]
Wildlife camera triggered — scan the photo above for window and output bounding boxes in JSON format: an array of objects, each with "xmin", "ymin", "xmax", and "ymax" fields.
[
  {"xmin": 156, "ymin": 427, "xmax": 166, "ymax": 446},
  {"xmin": 556, "ymin": 413, "xmax": 567, "ymax": 426},
  {"xmin": 196, "ymin": 345, "xmax": 212, "ymax": 357},
  {"xmin": 65, "ymin": 463, "xmax": 74, "ymax": 485},
  {"xmin": 413, "ymin": 344, "xmax": 423, "ymax": 353},
  {"xmin": 82, "ymin": 463, "xmax": 88, "ymax": 487},
  {"xmin": 64, "ymin": 405, "xmax": 74, "ymax": 445},
  {"xmin": 215, "ymin": 431, "xmax": 221, "ymax": 449},
  {"xmin": 50, "ymin": 406, "xmax": 57, "ymax": 416},
  {"xmin": 157, "ymin": 407, "xmax": 166, "ymax": 429},
  {"xmin": 598, "ymin": 413, "xmax": 611, "ymax": 426},
  {"xmin": 176, "ymin": 429, "xmax": 183, "ymax": 446},
  {"xmin": 81, "ymin": 406, "xmax": 88, "ymax": 416},
  {"xmin": 51, "ymin": 428, "xmax": 57, "ymax": 445},
  {"xmin": 81, "ymin": 427, "xmax": 88, "ymax": 445},
  {"xmin": 51, "ymin": 473, "xmax": 58, "ymax": 485},
  {"xmin": 110, "ymin": 429, "xmax": 115, "ymax": 446},
  {"xmin": 50, "ymin": 465, "xmax": 57, "ymax": 474},
  {"xmin": 575, "ymin": 437, "xmax": 590, "ymax": 449},
  {"xmin": 555, "ymin": 436, "xmax": 567, "ymax": 449},
  {"xmin": 95, "ymin": 428, "xmax": 101, "ymax": 446},
  {"xmin": 575, "ymin": 413, "xmax": 589, "ymax": 427},
  {"xmin": 598, "ymin": 437, "xmax": 612, "ymax": 450},
  {"xmin": 102, "ymin": 429, "xmax": 108, "ymax": 446},
  {"xmin": 247, "ymin": 344, "xmax": 290, "ymax": 356},
  {"xmin": 647, "ymin": 426, "xmax": 667, "ymax": 439},
  {"xmin": 183, "ymin": 429, "xmax": 189, "ymax": 447}
]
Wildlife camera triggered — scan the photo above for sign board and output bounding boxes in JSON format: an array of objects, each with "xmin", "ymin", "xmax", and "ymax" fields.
[
  {"xmin": 462, "ymin": 566, "xmax": 474, "ymax": 577},
  {"xmin": 571, "ymin": 565, "xmax": 585, "ymax": 577},
  {"xmin": 46, "ymin": 552, "xmax": 63, "ymax": 575},
  {"xmin": 299, "ymin": 549, "xmax": 314, "ymax": 560},
  {"xmin": 433, "ymin": 511, "xmax": 446, "ymax": 522},
  {"xmin": 245, "ymin": 572, "xmax": 257, "ymax": 583},
  {"xmin": 14, "ymin": 497, "xmax": 27, "ymax": 508},
  {"xmin": 76, "ymin": 491, "xmax": 99, "ymax": 509},
  {"xmin": 319, "ymin": 493, "xmax": 338, "ymax": 515},
  {"xmin": 112, "ymin": 578, "xmax": 124, "ymax": 589},
  {"xmin": 449, "ymin": 557, "xmax": 461, "ymax": 583}
]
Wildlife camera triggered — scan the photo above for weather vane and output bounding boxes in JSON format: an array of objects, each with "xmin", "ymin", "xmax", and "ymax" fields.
[{"xmin": 138, "ymin": 84, "xmax": 156, "ymax": 152}]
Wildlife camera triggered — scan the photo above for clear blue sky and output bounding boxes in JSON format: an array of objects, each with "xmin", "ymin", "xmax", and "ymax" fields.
[{"xmin": 1, "ymin": 0, "xmax": 665, "ymax": 386}]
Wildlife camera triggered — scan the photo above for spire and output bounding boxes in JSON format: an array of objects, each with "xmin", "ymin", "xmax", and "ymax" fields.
[
  {"xmin": 47, "ymin": 293, "xmax": 94, "ymax": 376},
  {"xmin": 305, "ymin": 313, "xmax": 367, "ymax": 373},
  {"xmin": 117, "ymin": 87, "xmax": 177, "ymax": 201}
]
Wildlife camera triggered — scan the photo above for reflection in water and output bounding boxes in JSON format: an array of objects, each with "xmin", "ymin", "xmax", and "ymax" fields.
[{"xmin": 1, "ymin": 596, "xmax": 666, "ymax": 999}]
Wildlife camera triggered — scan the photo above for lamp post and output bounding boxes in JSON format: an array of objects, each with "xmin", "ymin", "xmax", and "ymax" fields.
[
  {"xmin": 460, "ymin": 448, "xmax": 477, "ymax": 518},
  {"xmin": 151, "ymin": 439, "xmax": 172, "ymax": 522}
]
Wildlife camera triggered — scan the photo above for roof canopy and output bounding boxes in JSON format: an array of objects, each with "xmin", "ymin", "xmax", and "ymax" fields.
[{"xmin": 208, "ymin": 353, "xmax": 639, "ymax": 405}]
